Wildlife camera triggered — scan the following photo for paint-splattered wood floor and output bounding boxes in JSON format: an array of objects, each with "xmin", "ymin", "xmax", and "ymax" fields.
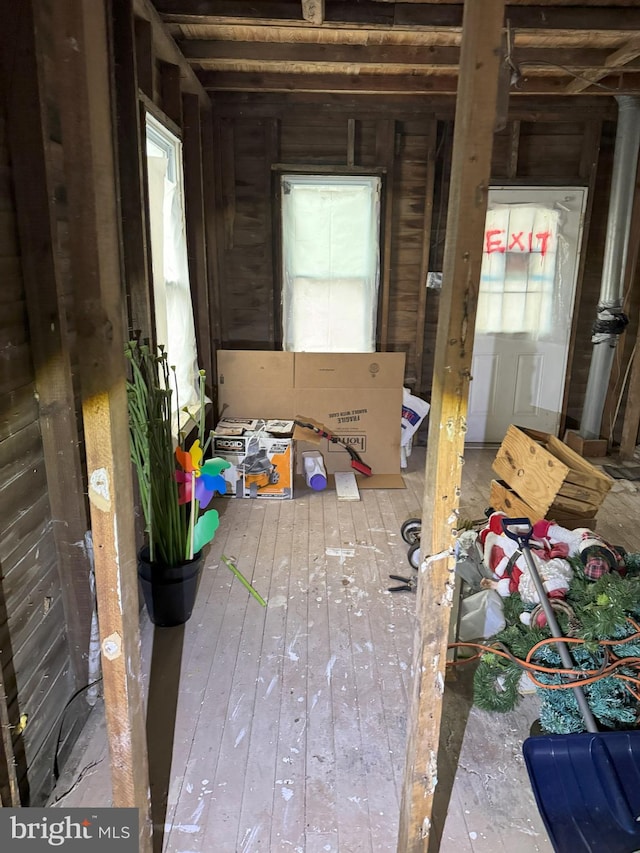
[{"xmin": 49, "ymin": 447, "xmax": 640, "ymax": 852}]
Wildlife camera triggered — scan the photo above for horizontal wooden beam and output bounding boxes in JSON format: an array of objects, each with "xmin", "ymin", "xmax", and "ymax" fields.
[
  {"xmin": 301, "ymin": 0, "xmax": 323, "ymax": 26},
  {"xmin": 181, "ymin": 39, "xmax": 619, "ymax": 71},
  {"xmin": 198, "ymin": 68, "xmax": 640, "ymax": 95},
  {"xmin": 170, "ymin": 22, "xmax": 464, "ymax": 46},
  {"xmin": 565, "ymin": 35, "xmax": 640, "ymax": 93},
  {"xmin": 210, "ymin": 90, "xmax": 617, "ymax": 120},
  {"xmin": 154, "ymin": 0, "xmax": 640, "ymax": 33},
  {"xmin": 132, "ymin": 0, "xmax": 210, "ymax": 107},
  {"xmin": 166, "ymin": 20, "xmax": 640, "ymax": 58},
  {"xmin": 182, "ymin": 40, "xmax": 461, "ymax": 65}
]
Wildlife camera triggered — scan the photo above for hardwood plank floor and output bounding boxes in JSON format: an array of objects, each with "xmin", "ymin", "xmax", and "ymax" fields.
[{"xmin": 48, "ymin": 446, "xmax": 640, "ymax": 852}]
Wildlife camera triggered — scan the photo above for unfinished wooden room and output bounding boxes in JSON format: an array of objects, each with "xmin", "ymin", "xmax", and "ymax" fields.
[{"xmin": 3, "ymin": 1, "xmax": 640, "ymax": 851}]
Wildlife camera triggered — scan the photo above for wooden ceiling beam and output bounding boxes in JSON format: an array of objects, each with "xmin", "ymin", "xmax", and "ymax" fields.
[
  {"xmin": 181, "ymin": 40, "xmax": 460, "ymax": 64},
  {"xmin": 565, "ymin": 35, "xmax": 640, "ymax": 93},
  {"xmin": 132, "ymin": 0, "xmax": 210, "ymax": 105},
  {"xmin": 181, "ymin": 39, "xmax": 616, "ymax": 66},
  {"xmin": 174, "ymin": 25, "xmax": 462, "ymax": 46},
  {"xmin": 301, "ymin": 0, "xmax": 324, "ymax": 26},
  {"xmin": 154, "ymin": 1, "xmax": 640, "ymax": 33},
  {"xmin": 198, "ymin": 68, "xmax": 640, "ymax": 95},
  {"xmin": 209, "ymin": 90, "xmax": 617, "ymax": 119}
]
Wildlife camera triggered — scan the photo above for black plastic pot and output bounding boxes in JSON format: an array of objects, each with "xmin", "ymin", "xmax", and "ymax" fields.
[{"xmin": 137, "ymin": 547, "xmax": 204, "ymax": 627}]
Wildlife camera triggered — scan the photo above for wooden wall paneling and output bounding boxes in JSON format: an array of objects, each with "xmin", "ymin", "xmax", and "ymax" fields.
[
  {"xmin": 0, "ymin": 0, "xmax": 93, "ymax": 692},
  {"xmin": 201, "ymin": 108, "xmax": 223, "ymax": 359},
  {"xmin": 620, "ymin": 332, "xmax": 640, "ymax": 457},
  {"xmin": 212, "ymin": 114, "xmax": 230, "ymax": 350},
  {"xmin": 265, "ymin": 117, "xmax": 279, "ymax": 347},
  {"xmin": 220, "ymin": 119, "xmax": 236, "ymax": 252},
  {"xmin": 272, "ymin": 165, "xmax": 285, "ymax": 351},
  {"xmin": 183, "ymin": 93, "xmax": 213, "ymax": 384},
  {"xmin": 398, "ymin": 1, "xmax": 506, "ymax": 850},
  {"xmin": 518, "ymin": 122, "xmax": 585, "ymax": 178},
  {"xmin": 53, "ymin": 0, "xmax": 152, "ymax": 844},
  {"xmin": 280, "ymin": 114, "xmax": 347, "ymax": 164},
  {"xmin": 376, "ymin": 119, "xmax": 396, "ymax": 351},
  {"xmin": 347, "ymin": 118, "xmax": 355, "ymax": 167},
  {"xmin": 112, "ymin": 0, "xmax": 154, "ymax": 342},
  {"xmin": 0, "ymin": 75, "xmax": 53, "ymax": 809},
  {"xmin": 415, "ymin": 120, "xmax": 437, "ymax": 393},
  {"xmin": 160, "ymin": 61, "xmax": 183, "ymax": 128},
  {"xmin": 507, "ymin": 119, "xmax": 521, "ymax": 179},
  {"xmin": 565, "ymin": 122, "xmax": 615, "ymax": 429},
  {"xmin": 606, "ymin": 171, "xmax": 640, "ymax": 450},
  {"xmin": 560, "ymin": 119, "xmax": 602, "ymax": 437},
  {"xmin": 0, "ymin": 666, "xmax": 19, "ymax": 805},
  {"xmin": 7, "ymin": 595, "xmax": 75, "ymax": 801},
  {"xmin": 226, "ymin": 119, "xmax": 273, "ymax": 347},
  {"xmin": 134, "ymin": 17, "xmax": 154, "ymax": 99}
]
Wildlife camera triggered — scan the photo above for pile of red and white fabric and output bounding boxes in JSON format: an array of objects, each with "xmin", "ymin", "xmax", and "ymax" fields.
[{"xmin": 478, "ymin": 511, "xmax": 626, "ymax": 611}]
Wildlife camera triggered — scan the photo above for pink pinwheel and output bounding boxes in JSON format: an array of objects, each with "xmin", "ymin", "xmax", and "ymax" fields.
[{"xmin": 175, "ymin": 440, "xmax": 229, "ymax": 508}]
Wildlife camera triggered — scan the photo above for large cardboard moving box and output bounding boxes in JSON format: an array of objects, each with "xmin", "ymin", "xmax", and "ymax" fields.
[{"xmin": 216, "ymin": 351, "xmax": 405, "ymax": 488}]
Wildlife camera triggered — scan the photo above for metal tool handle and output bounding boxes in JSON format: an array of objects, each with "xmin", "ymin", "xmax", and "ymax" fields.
[{"xmin": 500, "ymin": 516, "xmax": 599, "ymax": 733}]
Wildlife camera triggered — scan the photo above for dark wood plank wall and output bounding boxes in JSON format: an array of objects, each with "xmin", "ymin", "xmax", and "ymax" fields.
[
  {"xmin": 0, "ymin": 109, "xmax": 80, "ymax": 805},
  {"xmin": 211, "ymin": 97, "xmax": 639, "ymax": 442},
  {"xmin": 213, "ymin": 105, "xmax": 437, "ymax": 385},
  {"xmin": 0, "ymin": 0, "xmax": 215, "ymax": 807}
]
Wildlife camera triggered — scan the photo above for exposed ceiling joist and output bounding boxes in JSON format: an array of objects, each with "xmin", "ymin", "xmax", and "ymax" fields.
[
  {"xmin": 301, "ymin": 0, "xmax": 324, "ymax": 25},
  {"xmin": 565, "ymin": 35, "xmax": 640, "ymax": 93},
  {"xmin": 151, "ymin": 1, "xmax": 640, "ymax": 99}
]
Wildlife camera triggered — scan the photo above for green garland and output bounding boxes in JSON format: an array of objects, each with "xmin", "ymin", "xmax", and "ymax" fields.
[{"xmin": 473, "ymin": 555, "xmax": 640, "ymax": 732}]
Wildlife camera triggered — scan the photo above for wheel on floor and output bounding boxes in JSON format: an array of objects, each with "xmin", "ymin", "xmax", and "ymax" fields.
[{"xmin": 401, "ymin": 517, "xmax": 421, "ymax": 544}]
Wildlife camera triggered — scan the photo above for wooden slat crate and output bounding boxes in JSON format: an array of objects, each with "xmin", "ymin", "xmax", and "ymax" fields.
[
  {"xmin": 492, "ymin": 425, "xmax": 613, "ymax": 521},
  {"xmin": 489, "ymin": 479, "xmax": 597, "ymax": 531}
]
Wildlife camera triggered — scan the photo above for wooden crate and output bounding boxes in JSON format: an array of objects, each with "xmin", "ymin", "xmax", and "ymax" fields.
[
  {"xmin": 489, "ymin": 479, "xmax": 597, "ymax": 530},
  {"xmin": 492, "ymin": 425, "xmax": 612, "ymax": 520}
]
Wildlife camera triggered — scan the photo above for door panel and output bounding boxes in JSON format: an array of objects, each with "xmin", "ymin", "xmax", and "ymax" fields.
[{"xmin": 467, "ymin": 187, "xmax": 587, "ymax": 443}]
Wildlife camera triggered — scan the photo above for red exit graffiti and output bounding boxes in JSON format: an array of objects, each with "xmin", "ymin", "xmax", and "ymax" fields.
[{"xmin": 485, "ymin": 229, "xmax": 553, "ymax": 256}]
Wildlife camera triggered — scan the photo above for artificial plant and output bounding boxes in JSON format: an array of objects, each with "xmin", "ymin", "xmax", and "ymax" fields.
[
  {"xmin": 125, "ymin": 340, "xmax": 228, "ymax": 567},
  {"xmin": 472, "ymin": 557, "xmax": 640, "ymax": 734}
]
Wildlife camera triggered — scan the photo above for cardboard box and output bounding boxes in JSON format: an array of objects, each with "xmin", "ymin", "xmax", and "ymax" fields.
[
  {"xmin": 212, "ymin": 419, "xmax": 294, "ymax": 499},
  {"xmin": 563, "ymin": 429, "xmax": 608, "ymax": 459},
  {"xmin": 492, "ymin": 425, "xmax": 612, "ymax": 520},
  {"xmin": 216, "ymin": 351, "xmax": 406, "ymax": 488}
]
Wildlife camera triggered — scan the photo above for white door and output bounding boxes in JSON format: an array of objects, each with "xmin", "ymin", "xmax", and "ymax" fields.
[{"xmin": 466, "ymin": 187, "xmax": 587, "ymax": 444}]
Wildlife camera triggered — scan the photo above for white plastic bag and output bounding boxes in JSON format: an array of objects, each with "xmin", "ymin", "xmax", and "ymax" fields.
[
  {"xmin": 400, "ymin": 388, "xmax": 430, "ymax": 467},
  {"xmin": 458, "ymin": 589, "xmax": 506, "ymax": 641}
]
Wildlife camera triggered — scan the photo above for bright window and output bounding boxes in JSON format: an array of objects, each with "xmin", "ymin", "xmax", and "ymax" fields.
[
  {"xmin": 281, "ymin": 175, "xmax": 381, "ymax": 352},
  {"xmin": 145, "ymin": 114, "xmax": 199, "ymax": 432}
]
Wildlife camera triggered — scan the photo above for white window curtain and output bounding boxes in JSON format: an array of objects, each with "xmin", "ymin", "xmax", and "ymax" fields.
[
  {"xmin": 145, "ymin": 114, "xmax": 199, "ymax": 432},
  {"xmin": 281, "ymin": 175, "xmax": 381, "ymax": 352}
]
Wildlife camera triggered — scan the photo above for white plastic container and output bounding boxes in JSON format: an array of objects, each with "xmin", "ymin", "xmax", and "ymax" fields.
[{"xmin": 302, "ymin": 450, "xmax": 327, "ymax": 491}]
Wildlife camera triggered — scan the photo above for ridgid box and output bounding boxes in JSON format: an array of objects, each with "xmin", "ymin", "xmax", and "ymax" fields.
[
  {"xmin": 212, "ymin": 418, "xmax": 294, "ymax": 499},
  {"xmin": 216, "ymin": 351, "xmax": 406, "ymax": 488}
]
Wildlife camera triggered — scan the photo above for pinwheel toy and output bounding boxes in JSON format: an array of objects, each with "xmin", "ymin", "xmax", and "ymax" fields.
[{"xmin": 175, "ymin": 439, "xmax": 231, "ymax": 558}]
